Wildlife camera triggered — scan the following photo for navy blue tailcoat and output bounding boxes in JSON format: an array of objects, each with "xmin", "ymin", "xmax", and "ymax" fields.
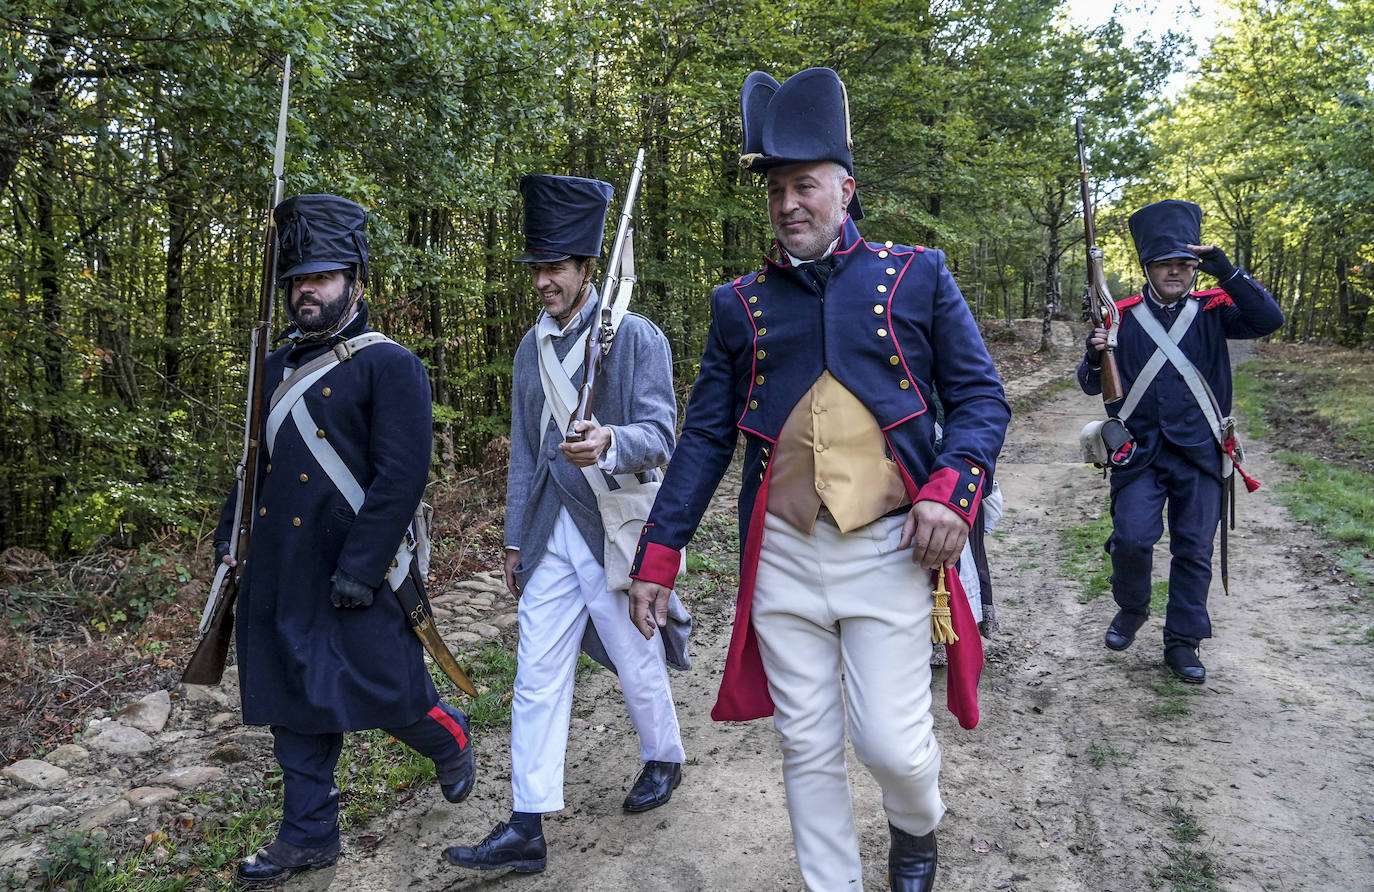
[{"xmin": 631, "ymin": 217, "xmax": 1010, "ymax": 722}]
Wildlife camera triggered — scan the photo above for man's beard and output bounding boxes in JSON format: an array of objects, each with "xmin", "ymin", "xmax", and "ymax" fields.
[{"xmin": 296, "ymin": 293, "xmax": 354, "ymax": 336}]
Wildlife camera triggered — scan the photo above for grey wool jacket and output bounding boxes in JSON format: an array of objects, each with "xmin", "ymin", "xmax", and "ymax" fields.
[{"xmin": 504, "ymin": 292, "xmax": 676, "ymax": 587}]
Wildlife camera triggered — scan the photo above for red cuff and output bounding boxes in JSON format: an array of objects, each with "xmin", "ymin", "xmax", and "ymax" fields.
[
  {"xmin": 632, "ymin": 539, "xmax": 682, "ymax": 588},
  {"xmin": 914, "ymin": 463, "xmax": 984, "ymax": 526}
]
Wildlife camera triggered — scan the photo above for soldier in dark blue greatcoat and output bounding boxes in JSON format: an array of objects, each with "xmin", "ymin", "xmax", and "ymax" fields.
[
  {"xmin": 1078, "ymin": 199, "xmax": 1284, "ymax": 683},
  {"xmin": 627, "ymin": 68, "xmax": 1009, "ymax": 892},
  {"xmin": 213, "ymin": 194, "xmax": 475, "ymax": 887}
]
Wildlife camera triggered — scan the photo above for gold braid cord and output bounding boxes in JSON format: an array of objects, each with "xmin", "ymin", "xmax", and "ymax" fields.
[{"xmin": 931, "ymin": 566, "xmax": 959, "ymax": 644}]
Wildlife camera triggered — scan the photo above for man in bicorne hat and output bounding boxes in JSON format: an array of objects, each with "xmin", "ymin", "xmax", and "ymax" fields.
[
  {"xmin": 214, "ymin": 194, "xmax": 475, "ymax": 887},
  {"xmin": 628, "ymin": 69, "xmax": 1010, "ymax": 891},
  {"xmin": 1079, "ymin": 199, "xmax": 1283, "ymax": 683},
  {"xmin": 445, "ymin": 174, "xmax": 686, "ymax": 875}
]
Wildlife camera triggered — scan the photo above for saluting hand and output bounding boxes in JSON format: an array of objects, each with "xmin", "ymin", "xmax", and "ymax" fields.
[
  {"xmin": 899, "ymin": 500, "xmax": 969, "ymax": 570},
  {"xmin": 629, "ymin": 579, "xmax": 670, "ymax": 641},
  {"xmin": 1188, "ymin": 244, "xmax": 1236, "ymax": 280},
  {"xmin": 559, "ymin": 420, "xmax": 612, "ymax": 467}
]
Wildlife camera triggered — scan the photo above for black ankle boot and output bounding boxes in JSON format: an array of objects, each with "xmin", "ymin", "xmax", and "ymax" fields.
[{"xmin": 888, "ymin": 822, "xmax": 937, "ymax": 892}]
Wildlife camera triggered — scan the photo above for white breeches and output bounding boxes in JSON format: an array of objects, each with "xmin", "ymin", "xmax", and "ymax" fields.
[
  {"xmin": 510, "ymin": 507, "xmax": 684, "ymax": 813},
  {"xmin": 752, "ymin": 510, "xmax": 945, "ymax": 892}
]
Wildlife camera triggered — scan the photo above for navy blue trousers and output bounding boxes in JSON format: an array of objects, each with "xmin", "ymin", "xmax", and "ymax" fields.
[
  {"xmin": 271, "ymin": 701, "xmax": 470, "ymax": 849},
  {"xmin": 1108, "ymin": 443, "xmax": 1221, "ymax": 646}
]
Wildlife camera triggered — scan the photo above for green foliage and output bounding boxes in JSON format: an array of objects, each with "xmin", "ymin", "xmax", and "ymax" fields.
[{"xmin": 36, "ymin": 830, "xmax": 115, "ymax": 888}]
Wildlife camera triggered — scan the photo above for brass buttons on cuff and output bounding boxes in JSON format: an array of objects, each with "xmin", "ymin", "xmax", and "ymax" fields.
[
  {"xmin": 971, "ymin": 467, "xmax": 982, "ymax": 476},
  {"xmin": 958, "ymin": 499, "xmax": 969, "ymax": 508},
  {"xmin": 967, "ymin": 483, "xmax": 976, "ymax": 492}
]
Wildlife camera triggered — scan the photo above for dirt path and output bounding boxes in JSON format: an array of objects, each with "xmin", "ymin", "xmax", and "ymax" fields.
[{"xmin": 311, "ymin": 348, "xmax": 1374, "ymax": 892}]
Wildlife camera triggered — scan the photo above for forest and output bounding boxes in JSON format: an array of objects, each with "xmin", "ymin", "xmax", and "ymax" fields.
[{"xmin": 2, "ymin": 0, "xmax": 1370, "ymax": 556}]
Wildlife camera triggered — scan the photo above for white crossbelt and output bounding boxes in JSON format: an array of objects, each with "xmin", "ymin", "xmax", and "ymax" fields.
[{"xmin": 265, "ymin": 333, "xmax": 415, "ymax": 591}]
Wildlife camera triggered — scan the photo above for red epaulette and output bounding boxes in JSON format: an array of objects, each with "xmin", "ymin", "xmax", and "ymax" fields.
[
  {"xmin": 1115, "ymin": 294, "xmax": 1144, "ymax": 310},
  {"xmin": 1193, "ymin": 287, "xmax": 1233, "ymax": 311}
]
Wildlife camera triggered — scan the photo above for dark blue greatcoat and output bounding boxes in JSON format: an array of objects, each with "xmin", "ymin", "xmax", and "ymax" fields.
[
  {"xmin": 1077, "ymin": 271, "xmax": 1283, "ymax": 642},
  {"xmin": 217, "ymin": 306, "xmax": 437, "ymax": 733},
  {"xmin": 631, "ymin": 217, "xmax": 1010, "ymax": 721}
]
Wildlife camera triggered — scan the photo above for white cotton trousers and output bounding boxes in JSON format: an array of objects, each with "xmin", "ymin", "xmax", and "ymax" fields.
[
  {"xmin": 510, "ymin": 507, "xmax": 685, "ymax": 813},
  {"xmin": 752, "ymin": 510, "xmax": 945, "ymax": 892}
]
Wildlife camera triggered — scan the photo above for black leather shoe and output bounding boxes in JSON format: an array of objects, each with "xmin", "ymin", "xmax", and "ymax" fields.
[
  {"xmin": 888, "ymin": 822, "xmax": 937, "ymax": 892},
  {"xmin": 623, "ymin": 760, "xmax": 682, "ymax": 813},
  {"xmin": 436, "ymin": 706, "xmax": 476, "ymax": 804},
  {"xmin": 444, "ymin": 821, "xmax": 547, "ymax": 873},
  {"xmin": 1164, "ymin": 644, "xmax": 1206, "ymax": 684},
  {"xmin": 1104, "ymin": 610, "xmax": 1148, "ymax": 651},
  {"xmin": 236, "ymin": 838, "xmax": 339, "ymax": 888}
]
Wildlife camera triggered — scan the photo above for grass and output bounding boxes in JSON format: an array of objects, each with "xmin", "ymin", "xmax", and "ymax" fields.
[
  {"xmin": 1232, "ymin": 361, "xmax": 1374, "ymax": 615},
  {"xmin": 1061, "ymin": 500, "xmax": 1115, "ymax": 603},
  {"xmin": 1153, "ymin": 802, "xmax": 1223, "ymax": 892}
]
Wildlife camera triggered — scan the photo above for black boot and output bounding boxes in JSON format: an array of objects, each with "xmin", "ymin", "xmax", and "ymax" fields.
[
  {"xmin": 435, "ymin": 705, "xmax": 476, "ymax": 803},
  {"xmin": 444, "ymin": 818, "xmax": 547, "ymax": 873},
  {"xmin": 888, "ymin": 822, "xmax": 937, "ymax": 892},
  {"xmin": 1164, "ymin": 643, "xmax": 1206, "ymax": 683},
  {"xmin": 235, "ymin": 838, "xmax": 340, "ymax": 889},
  {"xmin": 1104, "ymin": 609, "xmax": 1148, "ymax": 651}
]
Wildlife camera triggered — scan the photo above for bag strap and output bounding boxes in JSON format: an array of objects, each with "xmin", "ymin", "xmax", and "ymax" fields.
[{"xmin": 535, "ymin": 329, "xmax": 637, "ymax": 494}]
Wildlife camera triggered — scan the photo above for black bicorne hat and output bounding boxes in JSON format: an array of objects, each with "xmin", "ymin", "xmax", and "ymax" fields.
[
  {"xmin": 739, "ymin": 67, "xmax": 863, "ymax": 220},
  {"xmin": 1128, "ymin": 199, "xmax": 1202, "ymax": 266},
  {"xmin": 515, "ymin": 175, "xmax": 615, "ymax": 263},
  {"xmin": 274, "ymin": 194, "xmax": 369, "ymax": 283}
]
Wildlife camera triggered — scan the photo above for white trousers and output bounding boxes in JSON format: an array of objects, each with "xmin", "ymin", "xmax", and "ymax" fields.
[
  {"xmin": 752, "ymin": 510, "xmax": 945, "ymax": 892},
  {"xmin": 510, "ymin": 507, "xmax": 685, "ymax": 813}
]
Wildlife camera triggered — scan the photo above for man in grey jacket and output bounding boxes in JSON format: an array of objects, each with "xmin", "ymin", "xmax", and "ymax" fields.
[{"xmin": 445, "ymin": 174, "xmax": 686, "ymax": 875}]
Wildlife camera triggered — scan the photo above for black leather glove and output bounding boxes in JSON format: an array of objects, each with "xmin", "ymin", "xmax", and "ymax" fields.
[
  {"xmin": 1195, "ymin": 246, "xmax": 1236, "ymax": 280},
  {"xmin": 331, "ymin": 569, "xmax": 376, "ymax": 609},
  {"xmin": 213, "ymin": 540, "xmax": 231, "ymax": 575}
]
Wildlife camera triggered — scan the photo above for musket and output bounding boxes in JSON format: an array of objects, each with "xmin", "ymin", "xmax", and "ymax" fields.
[
  {"xmin": 565, "ymin": 148, "xmax": 646, "ymax": 442},
  {"xmin": 183, "ymin": 55, "xmax": 292, "ymax": 684},
  {"xmin": 1076, "ymin": 118, "xmax": 1125, "ymax": 405}
]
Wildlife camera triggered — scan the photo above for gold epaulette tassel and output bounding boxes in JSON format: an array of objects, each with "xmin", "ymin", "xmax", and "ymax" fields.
[{"xmin": 931, "ymin": 566, "xmax": 958, "ymax": 645}]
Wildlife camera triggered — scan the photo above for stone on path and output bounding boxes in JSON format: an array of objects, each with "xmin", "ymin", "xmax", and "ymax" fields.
[
  {"xmin": 2, "ymin": 758, "xmax": 69, "ymax": 790},
  {"xmin": 75, "ymin": 798, "xmax": 132, "ymax": 831},
  {"xmin": 82, "ymin": 720, "xmax": 155, "ymax": 756},
  {"xmin": 124, "ymin": 786, "xmax": 181, "ymax": 807},
  {"xmin": 44, "ymin": 743, "xmax": 89, "ymax": 766},
  {"xmin": 114, "ymin": 690, "xmax": 171, "ymax": 734},
  {"xmin": 153, "ymin": 765, "xmax": 224, "ymax": 790}
]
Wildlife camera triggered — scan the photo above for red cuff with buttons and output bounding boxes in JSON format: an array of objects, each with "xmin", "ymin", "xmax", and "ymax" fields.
[
  {"xmin": 914, "ymin": 463, "xmax": 984, "ymax": 526},
  {"xmin": 632, "ymin": 539, "xmax": 682, "ymax": 588}
]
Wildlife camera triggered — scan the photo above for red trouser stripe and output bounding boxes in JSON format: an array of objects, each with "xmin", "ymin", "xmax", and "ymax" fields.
[{"xmin": 428, "ymin": 704, "xmax": 468, "ymax": 749}]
